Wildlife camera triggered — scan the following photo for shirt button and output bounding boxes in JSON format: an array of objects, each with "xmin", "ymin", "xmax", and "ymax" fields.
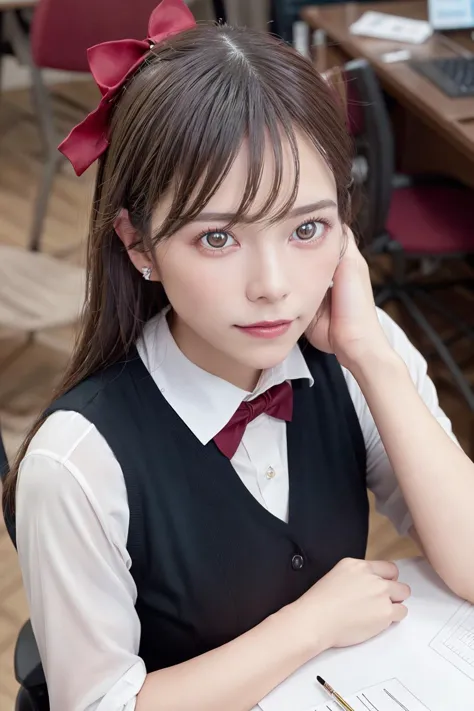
[
  {"xmin": 265, "ymin": 466, "xmax": 276, "ymax": 480},
  {"xmin": 291, "ymin": 554, "xmax": 304, "ymax": 570}
]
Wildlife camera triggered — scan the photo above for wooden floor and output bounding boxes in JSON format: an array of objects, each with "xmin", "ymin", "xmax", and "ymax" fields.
[
  {"xmin": 0, "ymin": 81, "xmax": 98, "ymax": 710},
  {"xmin": 0, "ymin": 81, "xmax": 472, "ymax": 710}
]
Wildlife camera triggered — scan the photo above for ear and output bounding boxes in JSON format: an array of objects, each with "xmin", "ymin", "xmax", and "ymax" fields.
[{"xmin": 114, "ymin": 209, "xmax": 159, "ymax": 281}]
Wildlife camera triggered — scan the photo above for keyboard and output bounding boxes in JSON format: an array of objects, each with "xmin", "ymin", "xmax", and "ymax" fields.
[{"xmin": 409, "ymin": 56, "xmax": 474, "ymax": 98}]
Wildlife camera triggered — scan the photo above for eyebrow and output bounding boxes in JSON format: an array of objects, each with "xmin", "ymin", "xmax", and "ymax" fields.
[{"xmin": 194, "ymin": 199, "xmax": 337, "ymax": 223}]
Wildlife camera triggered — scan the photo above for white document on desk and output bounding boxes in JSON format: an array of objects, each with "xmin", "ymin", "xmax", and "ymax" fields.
[
  {"xmin": 349, "ymin": 12, "xmax": 433, "ymax": 44},
  {"xmin": 259, "ymin": 558, "xmax": 474, "ymax": 711}
]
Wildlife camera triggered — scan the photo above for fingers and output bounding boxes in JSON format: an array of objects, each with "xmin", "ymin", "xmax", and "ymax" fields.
[
  {"xmin": 344, "ymin": 226, "xmax": 355, "ymax": 239},
  {"xmin": 392, "ymin": 603, "xmax": 408, "ymax": 623},
  {"xmin": 389, "ymin": 581, "xmax": 411, "ymax": 604},
  {"xmin": 368, "ymin": 560, "xmax": 400, "ymax": 581},
  {"xmin": 341, "ymin": 226, "xmax": 357, "ymax": 252}
]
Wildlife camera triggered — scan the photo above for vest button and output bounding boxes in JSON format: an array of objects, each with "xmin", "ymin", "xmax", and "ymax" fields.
[{"xmin": 291, "ymin": 554, "xmax": 304, "ymax": 570}]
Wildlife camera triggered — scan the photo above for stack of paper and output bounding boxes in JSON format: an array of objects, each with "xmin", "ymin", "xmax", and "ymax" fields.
[
  {"xmin": 350, "ymin": 12, "xmax": 433, "ymax": 44},
  {"xmin": 259, "ymin": 558, "xmax": 474, "ymax": 711}
]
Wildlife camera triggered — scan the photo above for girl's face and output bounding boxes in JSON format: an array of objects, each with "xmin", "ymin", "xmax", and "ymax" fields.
[{"xmin": 152, "ymin": 133, "xmax": 343, "ymax": 390}]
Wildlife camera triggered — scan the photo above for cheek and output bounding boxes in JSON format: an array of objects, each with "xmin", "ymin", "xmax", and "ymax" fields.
[
  {"xmin": 291, "ymin": 240, "xmax": 340, "ymax": 319},
  {"xmin": 156, "ymin": 245, "xmax": 237, "ymax": 314},
  {"xmin": 295, "ymin": 242, "xmax": 339, "ymax": 290}
]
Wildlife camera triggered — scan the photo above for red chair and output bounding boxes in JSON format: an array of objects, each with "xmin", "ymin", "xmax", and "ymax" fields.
[
  {"xmin": 32, "ymin": 0, "xmax": 162, "ymax": 72},
  {"xmin": 9, "ymin": 0, "xmax": 217, "ymax": 252},
  {"xmin": 344, "ymin": 59, "xmax": 474, "ymax": 411}
]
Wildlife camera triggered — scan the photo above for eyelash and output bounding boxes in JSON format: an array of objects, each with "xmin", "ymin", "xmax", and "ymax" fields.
[{"xmin": 195, "ymin": 216, "xmax": 334, "ymax": 253}]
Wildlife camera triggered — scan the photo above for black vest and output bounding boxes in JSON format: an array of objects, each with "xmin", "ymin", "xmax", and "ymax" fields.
[{"xmin": 44, "ymin": 343, "xmax": 369, "ymax": 671}]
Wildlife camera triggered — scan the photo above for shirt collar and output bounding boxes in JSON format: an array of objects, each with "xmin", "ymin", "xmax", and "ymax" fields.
[{"xmin": 136, "ymin": 309, "xmax": 313, "ymax": 445}]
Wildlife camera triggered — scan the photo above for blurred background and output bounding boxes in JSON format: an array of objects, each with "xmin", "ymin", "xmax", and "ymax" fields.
[{"xmin": 0, "ymin": 0, "xmax": 473, "ymax": 708}]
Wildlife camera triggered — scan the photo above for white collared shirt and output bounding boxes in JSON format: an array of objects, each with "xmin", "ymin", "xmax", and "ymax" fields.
[{"xmin": 15, "ymin": 308, "xmax": 457, "ymax": 711}]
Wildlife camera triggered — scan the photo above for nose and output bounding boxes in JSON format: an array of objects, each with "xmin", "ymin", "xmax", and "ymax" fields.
[{"xmin": 246, "ymin": 248, "xmax": 290, "ymax": 304}]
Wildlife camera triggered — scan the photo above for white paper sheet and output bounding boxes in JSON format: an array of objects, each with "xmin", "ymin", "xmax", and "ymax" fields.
[
  {"xmin": 429, "ymin": 600, "xmax": 474, "ymax": 680},
  {"xmin": 259, "ymin": 559, "xmax": 474, "ymax": 711},
  {"xmin": 313, "ymin": 678, "xmax": 430, "ymax": 711}
]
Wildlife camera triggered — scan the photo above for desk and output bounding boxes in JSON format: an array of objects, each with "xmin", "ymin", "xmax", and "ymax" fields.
[
  {"xmin": 0, "ymin": 0, "xmax": 36, "ymax": 8},
  {"xmin": 302, "ymin": 1, "xmax": 474, "ymax": 186}
]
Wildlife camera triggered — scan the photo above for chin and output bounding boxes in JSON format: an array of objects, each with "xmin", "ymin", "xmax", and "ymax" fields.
[{"xmin": 238, "ymin": 341, "xmax": 296, "ymax": 371}]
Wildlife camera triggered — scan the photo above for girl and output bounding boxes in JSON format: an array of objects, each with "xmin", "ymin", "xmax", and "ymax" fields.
[{"xmin": 3, "ymin": 1, "xmax": 474, "ymax": 710}]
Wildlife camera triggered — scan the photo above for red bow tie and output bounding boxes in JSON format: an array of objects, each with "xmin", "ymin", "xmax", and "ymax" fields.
[{"xmin": 213, "ymin": 382, "xmax": 293, "ymax": 459}]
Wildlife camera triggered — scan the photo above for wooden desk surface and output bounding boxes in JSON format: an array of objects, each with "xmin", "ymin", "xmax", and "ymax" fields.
[
  {"xmin": 302, "ymin": 1, "xmax": 474, "ymax": 161},
  {"xmin": 0, "ymin": 0, "xmax": 36, "ymax": 9}
]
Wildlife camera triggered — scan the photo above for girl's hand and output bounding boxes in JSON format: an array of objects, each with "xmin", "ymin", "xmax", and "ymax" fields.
[
  {"xmin": 290, "ymin": 558, "xmax": 410, "ymax": 654},
  {"xmin": 306, "ymin": 228, "xmax": 393, "ymax": 371}
]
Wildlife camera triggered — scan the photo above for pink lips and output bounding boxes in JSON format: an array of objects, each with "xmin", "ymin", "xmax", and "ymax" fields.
[{"xmin": 235, "ymin": 320, "xmax": 293, "ymax": 339}]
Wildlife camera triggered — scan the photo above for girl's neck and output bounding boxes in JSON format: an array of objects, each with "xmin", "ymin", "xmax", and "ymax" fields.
[{"xmin": 168, "ymin": 312, "xmax": 262, "ymax": 392}]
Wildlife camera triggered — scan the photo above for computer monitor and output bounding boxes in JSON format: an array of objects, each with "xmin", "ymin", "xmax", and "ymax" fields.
[{"xmin": 428, "ymin": 0, "xmax": 474, "ymax": 30}]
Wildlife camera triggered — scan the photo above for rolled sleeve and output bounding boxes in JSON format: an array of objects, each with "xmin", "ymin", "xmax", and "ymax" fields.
[{"xmin": 16, "ymin": 414, "xmax": 146, "ymax": 711}]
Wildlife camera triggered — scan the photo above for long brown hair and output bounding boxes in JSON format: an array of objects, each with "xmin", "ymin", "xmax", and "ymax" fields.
[{"xmin": 3, "ymin": 23, "xmax": 354, "ymax": 514}]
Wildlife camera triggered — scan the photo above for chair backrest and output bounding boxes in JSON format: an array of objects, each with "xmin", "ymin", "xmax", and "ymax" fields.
[
  {"xmin": 343, "ymin": 59, "xmax": 395, "ymax": 247},
  {"xmin": 31, "ymin": 0, "xmax": 162, "ymax": 71}
]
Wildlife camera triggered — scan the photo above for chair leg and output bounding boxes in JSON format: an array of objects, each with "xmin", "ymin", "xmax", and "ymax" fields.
[
  {"xmin": 398, "ymin": 291, "xmax": 474, "ymax": 411},
  {"xmin": 5, "ymin": 10, "xmax": 59, "ymax": 252},
  {"xmin": 374, "ymin": 286, "xmax": 395, "ymax": 308},
  {"xmin": 29, "ymin": 151, "xmax": 60, "ymax": 252},
  {"xmin": 414, "ymin": 289, "xmax": 474, "ymax": 343},
  {"xmin": 212, "ymin": 0, "xmax": 227, "ymax": 21},
  {"xmin": 386, "ymin": 240, "xmax": 407, "ymax": 286}
]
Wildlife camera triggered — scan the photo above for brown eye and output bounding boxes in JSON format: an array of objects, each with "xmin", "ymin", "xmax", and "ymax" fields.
[
  {"xmin": 200, "ymin": 231, "xmax": 235, "ymax": 249},
  {"xmin": 292, "ymin": 221, "xmax": 325, "ymax": 242}
]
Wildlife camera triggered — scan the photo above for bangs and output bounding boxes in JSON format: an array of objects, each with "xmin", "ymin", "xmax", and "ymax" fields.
[{"xmin": 150, "ymin": 79, "xmax": 302, "ymax": 242}]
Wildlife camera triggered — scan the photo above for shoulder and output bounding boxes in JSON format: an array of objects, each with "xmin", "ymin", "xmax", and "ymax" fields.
[
  {"xmin": 26, "ymin": 408, "xmax": 96, "ymax": 460},
  {"xmin": 44, "ymin": 354, "xmax": 144, "ymax": 428},
  {"xmin": 45, "ymin": 355, "xmax": 140, "ymax": 419},
  {"xmin": 18, "ymin": 410, "xmax": 130, "ymax": 556}
]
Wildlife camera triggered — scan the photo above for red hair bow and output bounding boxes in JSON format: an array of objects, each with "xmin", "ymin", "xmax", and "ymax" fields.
[{"xmin": 58, "ymin": 0, "xmax": 196, "ymax": 176}]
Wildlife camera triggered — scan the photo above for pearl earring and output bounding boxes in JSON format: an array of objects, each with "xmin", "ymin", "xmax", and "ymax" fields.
[
  {"xmin": 329, "ymin": 280, "xmax": 334, "ymax": 288},
  {"xmin": 141, "ymin": 266, "xmax": 152, "ymax": 281}
]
